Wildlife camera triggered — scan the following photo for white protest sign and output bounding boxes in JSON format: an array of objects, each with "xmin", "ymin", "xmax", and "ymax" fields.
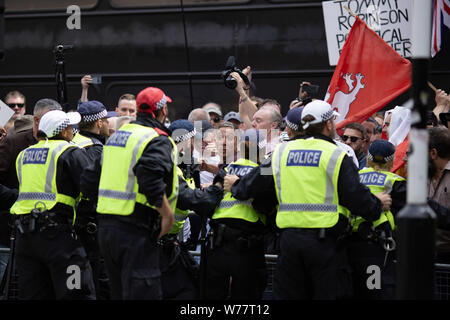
[
  {"xmin": 322, "ymin": 0, "xmax": 412, "ymax": 66},
  {"xmin": 0, "ymin": 100, "xmax": 15, "ymax": 127}
]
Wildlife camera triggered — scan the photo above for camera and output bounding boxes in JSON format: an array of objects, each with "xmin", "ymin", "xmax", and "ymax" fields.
[
  {"xmin": 221, "ymin": 56, "xmax": 250, "ymax": 90},
  {"xmin": 296, "ymin": 83, "xmax": 320, "ymax": 106},
  {"xmin": 301, "ymin": 83, "xmax": 319, "ymax": 97},
  {"xmin": 439, "ymin": 112, "xmax": 450, "ymax": 128},
  {"xmin": 91, "ymin": 75, "xmax": 102, "ymax": 84},
  {"xmin": 426, "ymin": 111, "xmax": 438, "ymax": 127},
  {"xmin": 53, "ymin": 44, "xmax": 74, "ymax": 54}
]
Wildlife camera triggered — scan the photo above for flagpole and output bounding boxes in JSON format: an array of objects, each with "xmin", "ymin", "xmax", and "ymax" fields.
[
  {"xmin": 343, "ymin": 5, "xmax": 357, "ymax": 18},
  {"xmin": 396, "ymin": 0, "xmax": 436, "ymax": 300},
  {"xmin": 427, "ymin": 81, "xmax": 437, "ymax": 92}
]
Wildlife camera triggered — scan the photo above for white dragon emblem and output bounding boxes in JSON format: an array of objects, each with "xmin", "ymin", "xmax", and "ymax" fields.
[{"xmin": 326, "ymin": 72, "xmax": 365, "ymax": 124}]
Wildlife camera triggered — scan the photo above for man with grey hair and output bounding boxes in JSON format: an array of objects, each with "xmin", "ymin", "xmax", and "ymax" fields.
[
  {"xmin": 251, "ymin": 105, "xmax": 282, "ymax": 155},
  {"xmin": 188, "ymin": 108, "xmax": 210, "ymax": 123},
  {"xmin": 0, "ymin": 98, "xmax": 62, "ymax": 284}
]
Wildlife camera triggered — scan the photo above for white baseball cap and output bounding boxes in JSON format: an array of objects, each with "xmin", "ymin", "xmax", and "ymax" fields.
[
  {"xmin": 301, "ymin": 100, "xmax": 339, "ymax": 129},
  {"xmin": 39, "ymin": 110, "xmax": 81, "ymax": 138}
]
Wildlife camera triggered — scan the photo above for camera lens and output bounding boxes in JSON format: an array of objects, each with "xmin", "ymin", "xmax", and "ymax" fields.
[{"xmin": 225, "ymin": 76, "xmax": 237, "ymax": 89}]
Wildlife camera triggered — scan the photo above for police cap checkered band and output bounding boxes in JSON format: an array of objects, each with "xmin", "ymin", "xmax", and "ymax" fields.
[
  {"xmin": 136, "ymin": 87, "xmax": 172, "ymax": 114},
  {"xmin": 301, "ymin": 100, "xmax": 339, "ymax": 130},
  {"xmin": 81, "ymin": 109, "xmax": 108, "ymax": 123},
  {"xmin": 78, "ymin": 100, "xmax": 107, "ymax": 123},
  {"xmin": 367, "ymin": 151, "xmax": 395, "ymax": 163},
  {"xmin": 52, "ymin": 118, "xmax": 70, "ymax": 137},
  {"xmin": 367, "ymin": 139, "xmax": 396, "ymax": 163},
  {"xmin": 39, "ymin": 110, "xmax": 81, "ymax": 138},
  {"xmin": 321, "ymin": 109, "xmax": 334, "ymax": 121},
  {"xmin": 173, "ymin": 128, "xmax": 197, "ymax": 143},
  {"xmin": 286, "ymin": 107, "xmax": 303, "ymax": 132},
  {"xmin": 169, "ymin": 119, "xmax": 196, "ymax": 143},
  {"xmin": 156, "ymin": 95, "xmax": 168, "ymax": 110},
  {"xmin": 285, "ymin": 118, "xmax": 299, "ymax": 131}
]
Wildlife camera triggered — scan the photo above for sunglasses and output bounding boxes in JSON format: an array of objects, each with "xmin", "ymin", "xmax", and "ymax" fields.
[
  {"xmin": 341, "ymin": 135, "xmax": 362, "ymax": 143},
  {"xmin": 212, "ymin": 117, "xmax": 221, "ymax": 123},
  {"xmin": 8, "ymin": 103, "xmax": 25, "ymax": 109}
]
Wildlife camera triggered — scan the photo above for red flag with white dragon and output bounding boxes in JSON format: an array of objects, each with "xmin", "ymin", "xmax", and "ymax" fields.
[{"xmin": 325, "ymin": 16, "xmax": 412, "ymax": 131}]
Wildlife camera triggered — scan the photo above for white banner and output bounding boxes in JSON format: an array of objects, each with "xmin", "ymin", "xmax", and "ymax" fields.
[
  {"xmin": 323, "ymin": 0, "xmax": 412, "ymax": 66},
  {"xmin": 0, "ymin": 100, "xmax": 15, "ymax": 127}
]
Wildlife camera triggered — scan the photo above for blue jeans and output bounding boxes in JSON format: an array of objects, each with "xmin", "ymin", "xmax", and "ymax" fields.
[{"xmin": 0, "ymin": 245, "xmax": 9, "ymax": 284}]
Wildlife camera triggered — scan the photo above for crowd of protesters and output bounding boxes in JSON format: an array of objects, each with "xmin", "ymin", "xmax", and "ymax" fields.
[{"xmin": 0, "ymin": 67, "xmax": 449, "ymax": 300}]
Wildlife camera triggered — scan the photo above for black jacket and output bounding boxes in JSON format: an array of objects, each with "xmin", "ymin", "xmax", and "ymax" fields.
[
  {"xmin": 176, "ymin": 175, "xmax": 223, "ymax": 218},
  {"xmin": 82, "ymin": 113, "xmax": 176, "ymax": 218},
  {"xmin": 0, "ymin": 184, "xmax": 18, "ymax": 246},
  {"xmin": 230, "ymin": 134, "xmax": 383, "ymax": 229},
  {"xmin": 52, "ymin": 141, "xmax": 90, "ymax": 217},
  {"xmin": 77, "ymin": 130, "xmax": 105, "ymax": 163},
  {"xmin": 0, "ymin": 184, "xmax": 18, "ymax": 211},
  {"xmin": 132, "ymin": 113, "xmax": 175, "ymax": 209},
  {"xmin": 76, "ymin": 131, "xmax": 105, "ymax": 220}
]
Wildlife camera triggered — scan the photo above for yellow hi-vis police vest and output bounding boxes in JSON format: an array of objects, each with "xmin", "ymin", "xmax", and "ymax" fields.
[
  {"xmin": 212, "ymin": 158, "xmax": 266, "ymax": 224},
  {"xmin": 351, "ymin": 167, "xmax": 405, "ymax": 231},
  {"xmin": 97, "ymin": 123, "xmax": 179, "ymax": 216},
  {"xmin": 72, "ymin": 132, "xmax": 94, "ymax": 148},
  {"xmin": 10, "ymin": 140, "xmax": 78, "ymax": 215},
  {"xmin": 170, "ymin": 167, "xmax": 196, "ymax": 235},
  {"xmin": 272, "ymin": 138, "xmax": 349, "ymax": 229}
]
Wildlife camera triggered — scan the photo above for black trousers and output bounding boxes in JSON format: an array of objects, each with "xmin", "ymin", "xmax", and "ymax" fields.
[
  {"xmin": 205, "ymin": 239, "xmax": 267, "ymax": 300},
  {"xmin": 273, "ymin": 228, "xmax": 352, "ymax": 300},
  {"xmin": 79, "ymin": 231, "xmax": 111, "ymax": 300},
  {"xmin": 15, "ymin": 224, "xmax": 96, "ymax": 300},
  {"xmin": 347, "ymin": 237, "xmax": 396, "ymax": 300},
  {"xmin": 159, "ymin": 239, "xmax": 198, "ymax": 300},
  {"xmin": 98, "ymin": 218, "xmax": 162, "ymax": 300}
]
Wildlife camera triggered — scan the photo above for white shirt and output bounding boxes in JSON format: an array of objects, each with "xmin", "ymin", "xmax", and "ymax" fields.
[
  {"xmin": 265, "ymin": 137, "xmax": 281, "ymax": 155},
  {"xmin": 334, "ymin": 139, "xmax": 359, "ymax": 169},
  {"xmin": 192, "ymin": 148, "xmax": 221, "ymax": 185}
]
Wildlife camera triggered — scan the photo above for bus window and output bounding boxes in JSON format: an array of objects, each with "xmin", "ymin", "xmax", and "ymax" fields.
[
  {"xmin": 5, "ymin": 0, "xmax": 98, "ymax": 12},
  {"xmin": 110, "ymin": 0, "xmax": 249, "ymax": 8}
]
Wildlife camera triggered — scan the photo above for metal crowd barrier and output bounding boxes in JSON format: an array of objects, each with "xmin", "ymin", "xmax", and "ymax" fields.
[{"xmin": 1, "ymin": 248, "xmax": 449, "ymax": 300}]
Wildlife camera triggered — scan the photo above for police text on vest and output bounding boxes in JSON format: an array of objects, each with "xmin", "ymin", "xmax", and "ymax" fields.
[
  {"xmin": 23, "ymin": 148, "xmax": 49, "ymax": 164},
  {"xmin": 359, "ymin": 172, "xmax": 387, "ymax": 186},
  {"xmin": 286, "ymin": 150, "xmax": 322, "ymax": 167},
  {"xmin": 227, "ymin": 165, "xmax": 254, "ymax": 178},
  {"xmin": 106, "ymin": 131, "xmax": 132, "ymax": 147}
]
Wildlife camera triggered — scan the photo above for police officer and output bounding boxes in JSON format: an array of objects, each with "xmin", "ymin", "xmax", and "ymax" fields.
[
  {"xmin": 156, "ymin": 119, "xmax": 223, "ymax": 300},
  {"xmin": 225, "ymin": 100, "xmax": 392, "ymax": 300},
  {"xmin": 208, "ymin": 129, "xmax": 268, "ymax": 300},
  {"xmin": 74, "ymin": 100, "xmax": 110, "ymax": 299},
  {"xmin": 348, "ymin": 140, "xmax": 406, "ymax": 300},
  {"xmin": 10, "ymin": 109, "xmax": 96, "ymax": 299},
  {"xmin": 284, "ymin": 107, "xmax": 305, "ymax": 140},
  {"xmin": 96, "ymin": 87, "xmax": 176, "ymax": 300}
]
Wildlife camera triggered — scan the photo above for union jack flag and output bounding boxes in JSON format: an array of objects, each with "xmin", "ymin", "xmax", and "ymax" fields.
[{"xmin": 431, "ymin": 0, "xmax": 450, "ymax": 57}]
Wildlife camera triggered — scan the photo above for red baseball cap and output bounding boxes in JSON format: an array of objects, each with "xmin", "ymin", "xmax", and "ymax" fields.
[{"xmin": 136, "ymin": 87, "xmax": 172, "ymax": 115}]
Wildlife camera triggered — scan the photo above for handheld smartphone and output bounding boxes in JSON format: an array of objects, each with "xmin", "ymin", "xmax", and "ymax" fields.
[
  {"xmin": 91, "ymin": 75, "xmax": 102, "ymax": 84},
  {"xmin": 301, "ymin": 84, "xmax": 319, "ymax": 98}
]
